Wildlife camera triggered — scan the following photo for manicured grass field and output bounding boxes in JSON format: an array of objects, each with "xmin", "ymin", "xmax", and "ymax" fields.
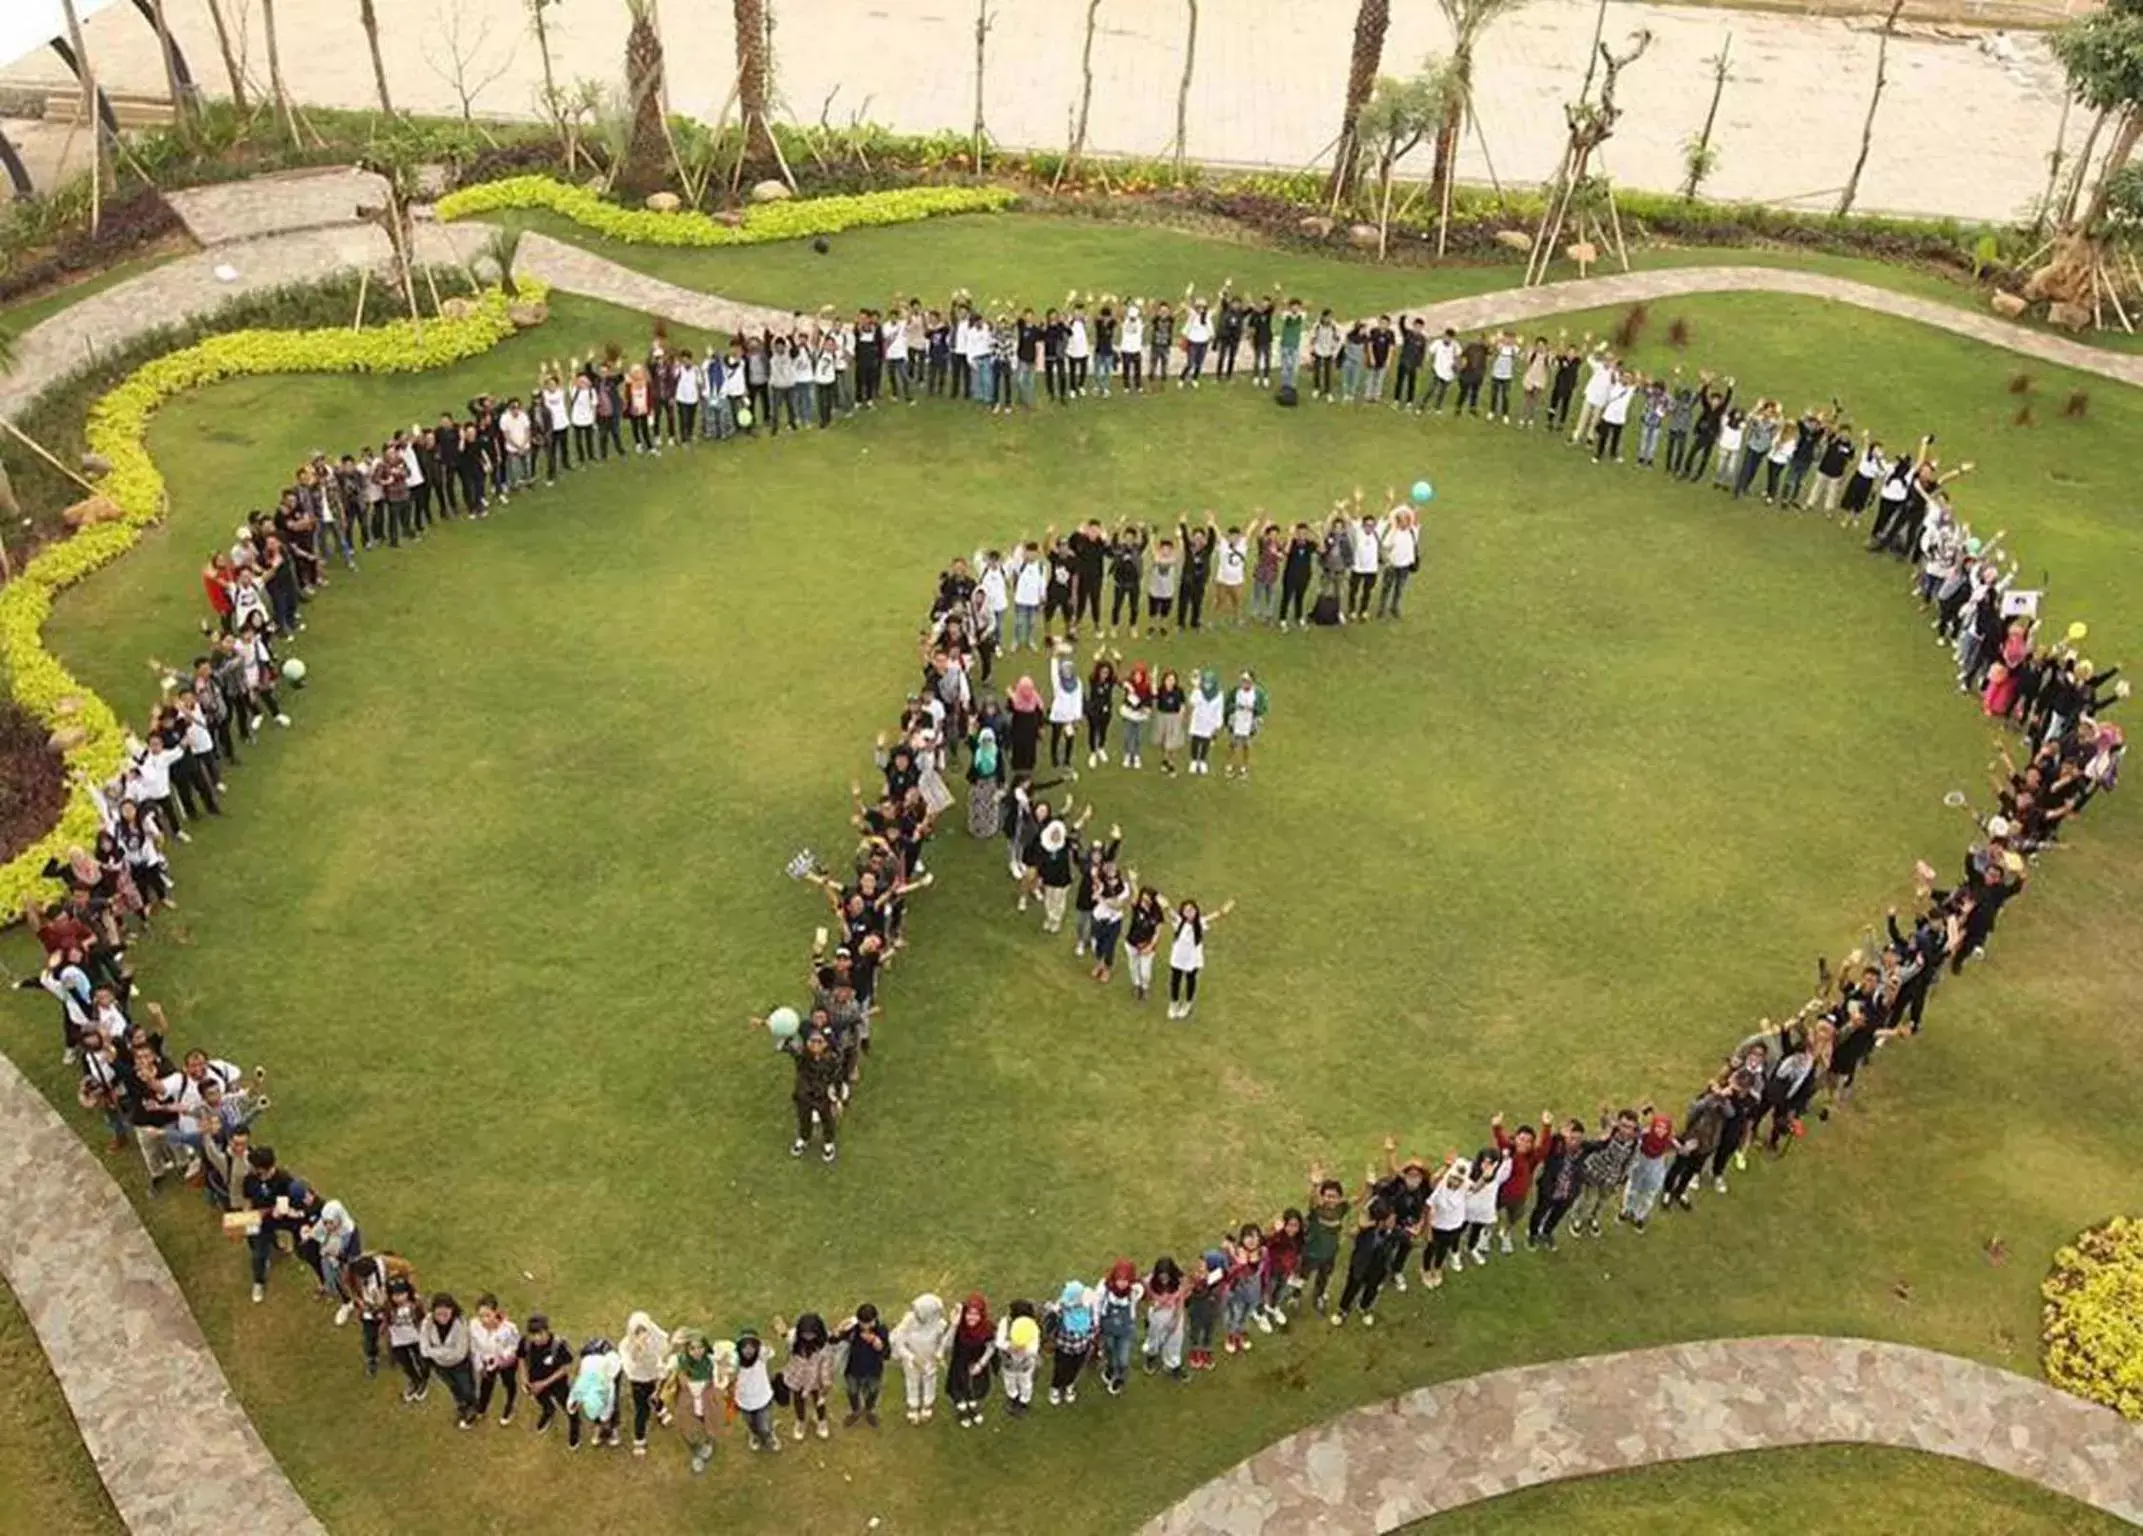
[
  {"xmin": 2, "ymin": 216, "xmax": 2141, "ymax": 1535},
  {"xmin": 1412, "ymin": 1444, "xmax": 2135, "ymax": 1535},
  {"xmin": 0, "ymin": 1280, "xmax": 122, "ymax": 1536}
]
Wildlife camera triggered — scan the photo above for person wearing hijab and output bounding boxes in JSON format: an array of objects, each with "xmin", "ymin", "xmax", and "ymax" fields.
[
  {"xmin": 662, "ymin": 1327, "xmax": 726, "ymax": 1472},
  {"xmin": 305, "ymin": 1198, "xmax": 360, "ymax": 1306},
  {"xmin": 966, "ymin": 725, "xmax": 1005, "ymax": 837},
  {"xmin": 946, "ymin": 1292, "xmax": 996, "ymax": 1428},
  {"xmin": 890, "ymin": 1293, "xmax": 950, "ymax": 1424},
  {"xmin": 731, "ymin": 1330, "xmax": 778, "ymax": 1451},
  {"xmin": 620, "ymin": 1311, "xmax": 671, "ymax": 1455},
  {"xmin": 1047, "ymin": 646, "xmax": 1084, "ymax": 769},
  {"xmin": 995, "ymin": 1302, "xmax": 1043, "ymax": 1416},
  {"xmin": 1006, "ymin": 675, "xmax": 1045, "ymax": 780},
  {"xmin": 1046, "ymin": 1279, "xmax": 1097, "ymax": 1405},
  {"xmin": 1186, "ymin": 668, "xmax": 1227, "ymax": 775},
  {"xmin": 1095, "ymin": 1260, "xmax": 1144, "ymax": 1395}
]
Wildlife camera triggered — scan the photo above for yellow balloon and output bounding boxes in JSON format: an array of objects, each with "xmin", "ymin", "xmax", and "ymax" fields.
[{"xmin": 2068, "ymin": 621, "xmax": 2089, "ymax": 642}]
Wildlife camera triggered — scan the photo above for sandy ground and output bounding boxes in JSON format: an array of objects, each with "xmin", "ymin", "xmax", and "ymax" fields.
[{"xmin": 0, "ymin": 0, "xmax": 2094, "ymax": 222}]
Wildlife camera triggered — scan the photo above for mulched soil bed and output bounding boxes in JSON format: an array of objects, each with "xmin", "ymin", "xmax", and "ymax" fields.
[{"xmin": 0, "ymin": 699, "xmax": 67, "ymax": 870}]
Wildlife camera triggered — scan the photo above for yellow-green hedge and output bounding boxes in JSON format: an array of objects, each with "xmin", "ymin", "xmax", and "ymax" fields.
[
  {"xmin": 0, "ymin": 284, "xmax": 543, "ymax": 917},
  {"xmin": 2043, "ymin": 1215, "xmax": 2143, "ymax": 1420},
  {"xmin": 435, "ymin": 175, "xmax": 1016, "ymax": 247}
]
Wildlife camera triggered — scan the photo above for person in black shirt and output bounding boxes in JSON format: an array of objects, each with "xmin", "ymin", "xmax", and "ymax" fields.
[
  {"xmin": 1808, "ymin": 425, "xmax": 1857, "ymax": 513},
  {"xmin": 854, "ymin": 310, "xmax": 883, "ymax": 406},
  {"xmin": 1372, "ymin": 1144, "xmax": 1431, "ymax": 1288},
  {"xmin": 1456, "ymin": 335, "xmax": 1489, "ymax": 415},
  {"xmin": 1333, "ymin": 1196, "xmax": 1397, "ymax": 1325},
  {"xmin": 1067, "ymin": 519, "xmax": 1108, "ymax": 636},
  {"xmin": 837, "ymin": 1305, "xmax": 890, "ymax": 1427},
  {"xmin": 1092, "ymin": 305, "xmax": 1117, "ymax": 397},
  {"xmin": 242, "ymin": 1142, "xmax": 321, "ymax": 1301},
  {"xmin": 1366, "ymin": 317, "xmax": 1395, "ymax": 403},
  {"xmin": 1278, "ymin": 522, "xmax": 1318, "ymax": 629},
  {"xmin": 1015, "ymin": 309, "xmax": 1044, "ymax": 409},
  {"xmin": 1394, "ymin": 319, "xmax": 1426, "ymax": 409},
  {"xmin": 1178, "ymin": 522, "xmax": 1212, "ymax": 632},
  {"xmin": 518, "ymin": 1315, "xmax": 574, "ymax": 1433},
  {"xmin": 1248, "ymin": 300, "xmax": 1276, "ymax": 386},
  {"xmin": 1216, "ymin": 296, "xmax": 1244, "ymax": 381},
  {"xmin": 1547, "ymin": 342, "xmax": 1582, "ymax": 431},
  {"xmin": 1108, "ymin": 524, "xmax": 1147, "ymax": 634},
  {"xmin": 1148, "ymin": 303, "xmax": 1175, "ymax": 385},
  {"xmin": 1042, "ymin": 308, "xmax": 1068, "ymax": 402},
  {"xmin": 1043, "ymin": 533, "xmax": 1077, "ymax": 644},
  {"xmin": 1683, "ymin": 375, "xmax": 1734, "ymax": 482}
]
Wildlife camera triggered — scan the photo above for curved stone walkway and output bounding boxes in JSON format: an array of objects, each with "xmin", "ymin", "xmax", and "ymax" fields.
[
  {"xmin": 0, "ymin": 1053, "xmax": 323, "ymax": 1534},
  {"xmin": 1141, "ymin": 1336, "xmax": 2143, "ymax": 1534},
  {"xmin": 4, "ymin": 176, "xmax": 2142, "ymax": 1534}
]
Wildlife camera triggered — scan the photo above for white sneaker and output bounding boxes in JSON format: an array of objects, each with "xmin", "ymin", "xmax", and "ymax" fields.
[
  {"xmin": 1499, "ymin": 1231, "xmax": 1514, "ymax": 1254},
  {"xmin": 251, "ymin": 1283, "xmax": 266, "ymax": 1303},
  {"xmin": 1391, "ymin": 1271, "xmax": 1408, "ymax": 1293},
  {"xmin": 334, "ymin": 1302, "xmax": 354, "ymax": 1326},
  {"xmin": 1449, "ymin": 1250, "xmax": 1465, "ymax": 1273},
  {"xmin": 1713, "ymin": 1176, "xmax": 1729, "ymax": 1195}
]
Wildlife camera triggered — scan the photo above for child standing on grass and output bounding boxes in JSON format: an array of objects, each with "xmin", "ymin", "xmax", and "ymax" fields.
[{"xmin": 1299, "ymin": 1173, "xmax": 1351, "ymax": 1315}]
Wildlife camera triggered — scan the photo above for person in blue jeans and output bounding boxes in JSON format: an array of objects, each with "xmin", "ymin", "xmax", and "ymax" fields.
[{"xmin": 1096, "ymin": 1260, "xmax": 1142, "ymax": 1394}]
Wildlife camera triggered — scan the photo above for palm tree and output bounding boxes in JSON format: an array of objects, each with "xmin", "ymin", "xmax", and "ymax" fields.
[
  {"xmin": 1428, "ymin": 0, "xmax": 1533, "ymax": 232},
  {"xmin": 619, "ymin": 0, "xmax": 670, "ymax": 196},
  {"xmin": 358, "ymin": 0, "xmax": 396, "ymax": 117},
  {"xmin": 733, "ymin": 0, "xmax": 779, "ymax": 169},
  {"xmin": 1327, "ymin": 0, "xmax": 1391, "ymax": 203}
]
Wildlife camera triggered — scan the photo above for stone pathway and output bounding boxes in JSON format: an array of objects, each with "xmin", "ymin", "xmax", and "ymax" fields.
[
  {"xmin": 0, "ymin": 1053, "xmax": 324, "ymax": 1535},
  {"xmin": 1141, "ymin": 1336, "xmax": 2143, "ymax": 1534}
]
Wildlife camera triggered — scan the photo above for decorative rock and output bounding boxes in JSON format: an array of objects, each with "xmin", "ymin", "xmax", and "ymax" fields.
[
  {"xmin": 2048, "ymin": 300, "xmax": 2092, "ymax": 332},
  {"xmin": 77, "ymin": 451, "xmax": 111, "ymax": 477},
  {"xmin": 507, "ymin": 300, "xmax": 550, "ymax": 329},
  {"xmin": 1297, "ymin": 215, "xmax": 1335, "ymax": 239},
  {"xmin": 1495, "ymin": 228, "xmax": 1534, "ymax": 253},
  {"xmin": 470, "ymin": 255, "xmax": 503, "ymax": 285},
  {"xmin": 714, "ymin": 208, "xmax": 746, "ymax": 228},
  {"xmin": 439, "ymin": 296, "xmax": 479, "ymax": 321},
  {"xmin": 1566, "ymin": 240, "xmax": 1599, "ymax": 268},
  {"xmin": 645, "ymin": 191, "xmax": 682, "ymax": 213},
  {"xmin": 1990, "ymin": 291, "xmax": 2028, "ymax": 319},
  {"xmin": 1346, "ymin": 223, "xmax": 1382, "ymax": 249},
  {"xmin": 412, "ymin": 163, "xmax": 452, "ymax": 199},
  {"xmin": 749, "ymin": 178, "xmax": 794, "ymax": 203}
]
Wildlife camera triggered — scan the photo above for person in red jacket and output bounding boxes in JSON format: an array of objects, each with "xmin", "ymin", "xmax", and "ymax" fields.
[{"xmin": 1490, "ymin": 1111, "xmax": 1553, "ymax": 1257}]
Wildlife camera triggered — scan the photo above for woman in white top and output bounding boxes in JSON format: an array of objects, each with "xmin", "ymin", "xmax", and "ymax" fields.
[
  {"xmin": 1065, "ymin": 307, "xmax": 1091, "ymax": 395},
  {"xmin": 883, "ymin": 314, "xmax": 911, "ymax": 402},
  {"xmin": 568, "ymin": 373, "xmax": 597, "ymax": 463},
  {"xmin": 620, "ymin": 1310, "xmax": 671, "ymax": 1455},
  {"xmin": 1047, "ymin": 649, "xmax": 1084, "ymax": 768},
  {"xmin": 1164, "ymin": 895, "xmax": 1236, "ymax": 1020},
  {"xmin": 1181, "ymin": 303, "xmax": 1213, "ymax": 385},
  {"xmin": 1120, "ymin": 304, "xmax": 1145, "ymax": 392},
  {"xmin": 1224, "ymin": 670, "xmax": 1265, "ymax": 779},
  {"xmin": 539, "ymin": 377, "xmax": 570, "ymax": 480},
  {"xmin": 671, "ymin": 350, "xmax": 701, "ymax": 443},
  {"xmin": 469, "ymin": 1294, "xmax": 523, "ymax": 1426},
  {"xmin": 1185, "ymin": 668, "xmax": 1227, "ymax": 775},
  {"xmin": 732, "ymin": 1331, "xmax": 779, "ymax": 1448}
]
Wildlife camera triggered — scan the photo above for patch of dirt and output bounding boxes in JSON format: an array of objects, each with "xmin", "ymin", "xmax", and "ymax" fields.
[{"xmin": 0, "ymin": 698, "xmax": 67, "ymax": 869}]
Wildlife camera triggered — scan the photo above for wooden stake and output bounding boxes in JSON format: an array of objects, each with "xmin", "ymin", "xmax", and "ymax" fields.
[
  {"xmin": 351, "ymin": 267, "xmax": 370, "ymax": 330},
  {"xmin": 0, "ymin": 419, "xmax": 104, "ymax": 498}
]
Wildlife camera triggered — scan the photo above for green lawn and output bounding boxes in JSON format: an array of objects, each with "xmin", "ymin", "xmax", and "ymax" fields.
[
  {"xmin": 0, "ymin": 1280, "xmax": 122, "ymax": 1536},
  {"xmin": 2, "ymin": 219, "xmax": 2141, "ymax": 1536},
  {"xmin": 1411, "ymin": 1445, "xmax": 2134, "ymax": 1534}
]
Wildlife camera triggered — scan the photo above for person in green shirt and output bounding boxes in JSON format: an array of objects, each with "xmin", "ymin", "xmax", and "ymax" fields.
[
  {"xmin": 666, "ymin": 1327, "xmax": 731, "ymax": 1474},
  {"xmin": 1298, "ymin": 1167, "xmax": 1352, "ymax": 1315}
]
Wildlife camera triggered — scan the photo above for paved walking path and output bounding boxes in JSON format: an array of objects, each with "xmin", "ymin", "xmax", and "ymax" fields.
[
  {"xmin": 1141, "ymin": 1335, "xmax": 2143, "ymax": 1533},
  {"xmin": 0, "ymin": 1053, "xmax": 324, "ymax": 1535}
]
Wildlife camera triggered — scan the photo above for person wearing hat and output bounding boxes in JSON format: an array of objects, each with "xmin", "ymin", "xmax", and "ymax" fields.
[{"xmin": 995, "ymin": 1301, "xmax": 1042, "ymax": 1415}]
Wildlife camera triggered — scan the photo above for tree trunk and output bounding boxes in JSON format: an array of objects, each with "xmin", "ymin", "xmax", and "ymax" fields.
[
  {"xmin": 1067, "ymin": 0, "xmax": 1102, "ymax": 174},
  {"xmin": 971, "ymin": 0, "xmax": 992, "ymax": 171},
  {"xmin": 1683, "ymin": 33, "xmax": 1731, "ymax": 199},
  {"xmin": 734, "ymin": 0, "xmax": 778, "ymax": 168},
  {"xmin": 200, "ymin": 0, "xmax": 249, "ymax": 110},
  {"xmin": 59, "ymin": 0, "xmax": 104, "ymax": 232},
  {"xmin": 1427, "ymin": 76, "xmax": 1463, "ymax": 235},
  {"xmin": 1325, "ymin": 0, "xmax": 1390, "ymax": 203},
  {"xmin": 530, "ymin": 0, "xmax": 563, "ymax": 134},
  {"xmin": 620, "ymin": 2, "xmax": 670, "ymax": 198},
  {"xmin": 1836, "ymin": 0, "xmax": 1904, "ymax": 219},
  {"xmin": 260, "ymin": 0, "xmax": 302, "ymax": 144},
  {"xmin": 2076, "ymin": 108, "xmax": 2142, "ymax": 234},
  {"xmin": 2058, "ymin": 107, "xmax": 2109, "ymax": 229},
  {"xmin": 358, "ymin": 0, "xmax": 395, "ymax": 117},
  {"xmin": 1172, "ymin": 0, "xmax": 1198, "ymax": 180},
  {"xmin": 146, "ymin": 0, "xmax": 194, "ymax": 128}
]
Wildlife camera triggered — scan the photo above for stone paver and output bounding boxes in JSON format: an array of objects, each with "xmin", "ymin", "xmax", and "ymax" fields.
[
  {"xmin": 164, "ymin": 166, "xmax": 391, "ymax": 246},
  {"xmin": 12, "ymin": 0, "xmax": 2083, "ymax": 222},
  {"xmin": 0, "ymin": 1052, "xmax": 324, "ymax": 1535},
  {"xmin": 1141, "ymin": 1336, "xmax": 2143, "ymax": 1534}
]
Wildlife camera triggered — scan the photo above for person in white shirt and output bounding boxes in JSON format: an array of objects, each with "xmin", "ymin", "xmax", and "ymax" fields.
[
  {"xmin": 1010, "ymin": 544, "xmax": 1046, "ymax": 652},
  {"xmin": 1346, "ymin": 513, "xmax": 1382, "ymax": 621},
  {"xmin": 567, "ymin": 372, "xmax": 597, "ymax": 463},
  {"xmin": 883, "ymin": 312, "xmax": 911, "ymax": 403},
  {"xmin": 1047, "ymin": 648, "xmax": 1084, "ymax": 768},
  {"xmin": 1376, "ymin": 506, "xmax": 1419, "ymax": 619},
  {"xmin": 499, "ymin": 401, "xmax": 533, "ymax": 488},
  {"xmin": 1211, "ymin": 521, "xmax": 1250, "ymax": 626},
  {"xmin": 1119, "ymin": 303, "xmax": 1145, "ymax": 392},
  {"xmin": 1592, "ymin": 368, "xmax": 1636, "ymax": 462},
  {"xmin": 1163, "ymin": 895, "xmax": 1236, "ymax": 1019},
  {"xmin": 539, "ymin": 375, "xmax": 571, "ymax": 479},
  {"xmin": 671, "ymin": 350, "xmax": 701, "ymax": 443},
  {"xmin": 1426, "ymin": 329, "xmax": 1461, "ymax": 412},
  {"xmin": 1181, "ymin": 302, "xmax": 1213, "ymax": 385},
  {"xmin": 1570, "ymin": 347, "xmax": 1616, "ymax": 447},
  {"xmin": 1065, "ymin": 305, "xmax": 1092, "ymax": 395}
]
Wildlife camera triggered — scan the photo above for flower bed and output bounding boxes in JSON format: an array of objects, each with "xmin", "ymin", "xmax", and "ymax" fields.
[
  {"xmin": 2043, "ymin": 1216, "xmax": 2143, "ymax": 1420},
  {"xmin": 0, "ymin": 284, "xmax": 541, "ymax": 914},
  {"xmin": 433, "ymin": 174, "xmax": 1017, "ymax": 247}
]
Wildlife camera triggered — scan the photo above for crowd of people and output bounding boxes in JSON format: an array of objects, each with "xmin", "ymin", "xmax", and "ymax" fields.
[{"xmin": 8, "ymin": 287, "xmax": 2129, "ymax": 1471}]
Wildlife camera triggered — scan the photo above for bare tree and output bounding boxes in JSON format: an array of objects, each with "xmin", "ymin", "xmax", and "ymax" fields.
[
  {"xmin": 356, "ymin": 0, "xmax": 396, "ymax": 117},
  {"xmin": 1682, "ymin": 32, "xmax": 1732, "ymax": 199},
  {"xmin": 199, "ymin": 0, "xmax": 249, "ymax": 109},
  {"xmin": 1327, "ymin": 0, "xmax": 1391, "ymax": 202},
  {"xmin": 971, "ymin": 0, "xmax": 995, "ymax": 170},
  {"xmin": 1525, "ymin": 28, "xmax": 1651, "ymax": 285},
  {"xmin": 259, "ymin": 0, "xmax": 303, "ymax": 143},
  {"xmin": 146, "ymin": 0, "xmax": 197, "ymax": 131},
  {"xmin": 1427, "ymin": 0, "xmax": 1533, "ymax": 244},
  {"xmin": 1836, "ymin": 0, "xmax": 1905, "ymax": 219},
  {"xmin": 59, "ymin": 0, "xmax": 105, "ymax": 231},
  {"xmin": 1170, "ymin": 0, "xmax": 1199, "ymax": 180},
  {"xmin": 430, "ymin": 6, "xmax": 518, "ymax": 128},
  {"xmin": 1064, "ymin": 0, "xmax": 1103, "ymax": 181}
]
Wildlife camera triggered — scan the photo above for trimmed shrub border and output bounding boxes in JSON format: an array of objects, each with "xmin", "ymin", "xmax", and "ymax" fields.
[
  {"xmin": 2045, "ymin": 1217, "xmax": 2143, "ymax": 1421},
  {"xmin": 433, "ymin": 175, "xmax": 1019, "ymax": 248},
  {"xmin": 0, "ymin": 284, "xmax": 543, "ymax": 915}
]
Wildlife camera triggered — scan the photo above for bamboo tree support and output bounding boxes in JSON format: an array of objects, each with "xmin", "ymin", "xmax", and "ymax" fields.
[
  {"xmin": 59, "ymin": 0, "xmax": 102, "ymax": 236},
  {"xmin": 0, "ymin": 419, "xmax": 103, "ymax": 499},
  {"xmin": 351, "ymin": 268, "xmax": 370, "ymax": 330}
]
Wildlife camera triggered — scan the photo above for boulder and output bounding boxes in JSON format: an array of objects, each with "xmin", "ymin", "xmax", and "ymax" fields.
[
  {"xmin": 440, "ymin": 296, "xmax": 480, "ymax": 321},
  {"xmin": 470, "ymin": 255, "xmax": 503, "ymax": 286},
  {"xmin": 645, "ymin": 191, "xmax": 682, "ymax": 213},
  {"xmin": 507, "ymin": 299, "xmax": 551, "ymax": 329},
  {"xmin": 1564, "ymin": 240, "xmax": 1599, "ymax": 269},
  {"xmin": 1494, "ymin": 228, "xmax": 1533, "ymax": 253},
  {"xmin": 1346, "ymin": 222, "xmax": 1382, "ymax": 249},
  {"xmin": 1296, "ymin": 215, "xmax": 1335, "ymax": 239},
  {"xmin": 1989, "ymin": 290, "xmax": 2028, "ymax": 319},
  {"xmin": 2047, "ymin": 299, "xmax": 2092, "ymax": 332},
  {"xmin": 749, "ymin": 178, "xmax": 794, "ymax": 203},
  {"xmin": 59, "ymin": 494, "xmax": 124, "ymax": 531},
  {"xmin": 78, "ymin": 451, "xmax": 111, "ymax": 478},
  {"xmin": 47, "ymin": 726, "xmax": 87, "ymax": 755}
]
